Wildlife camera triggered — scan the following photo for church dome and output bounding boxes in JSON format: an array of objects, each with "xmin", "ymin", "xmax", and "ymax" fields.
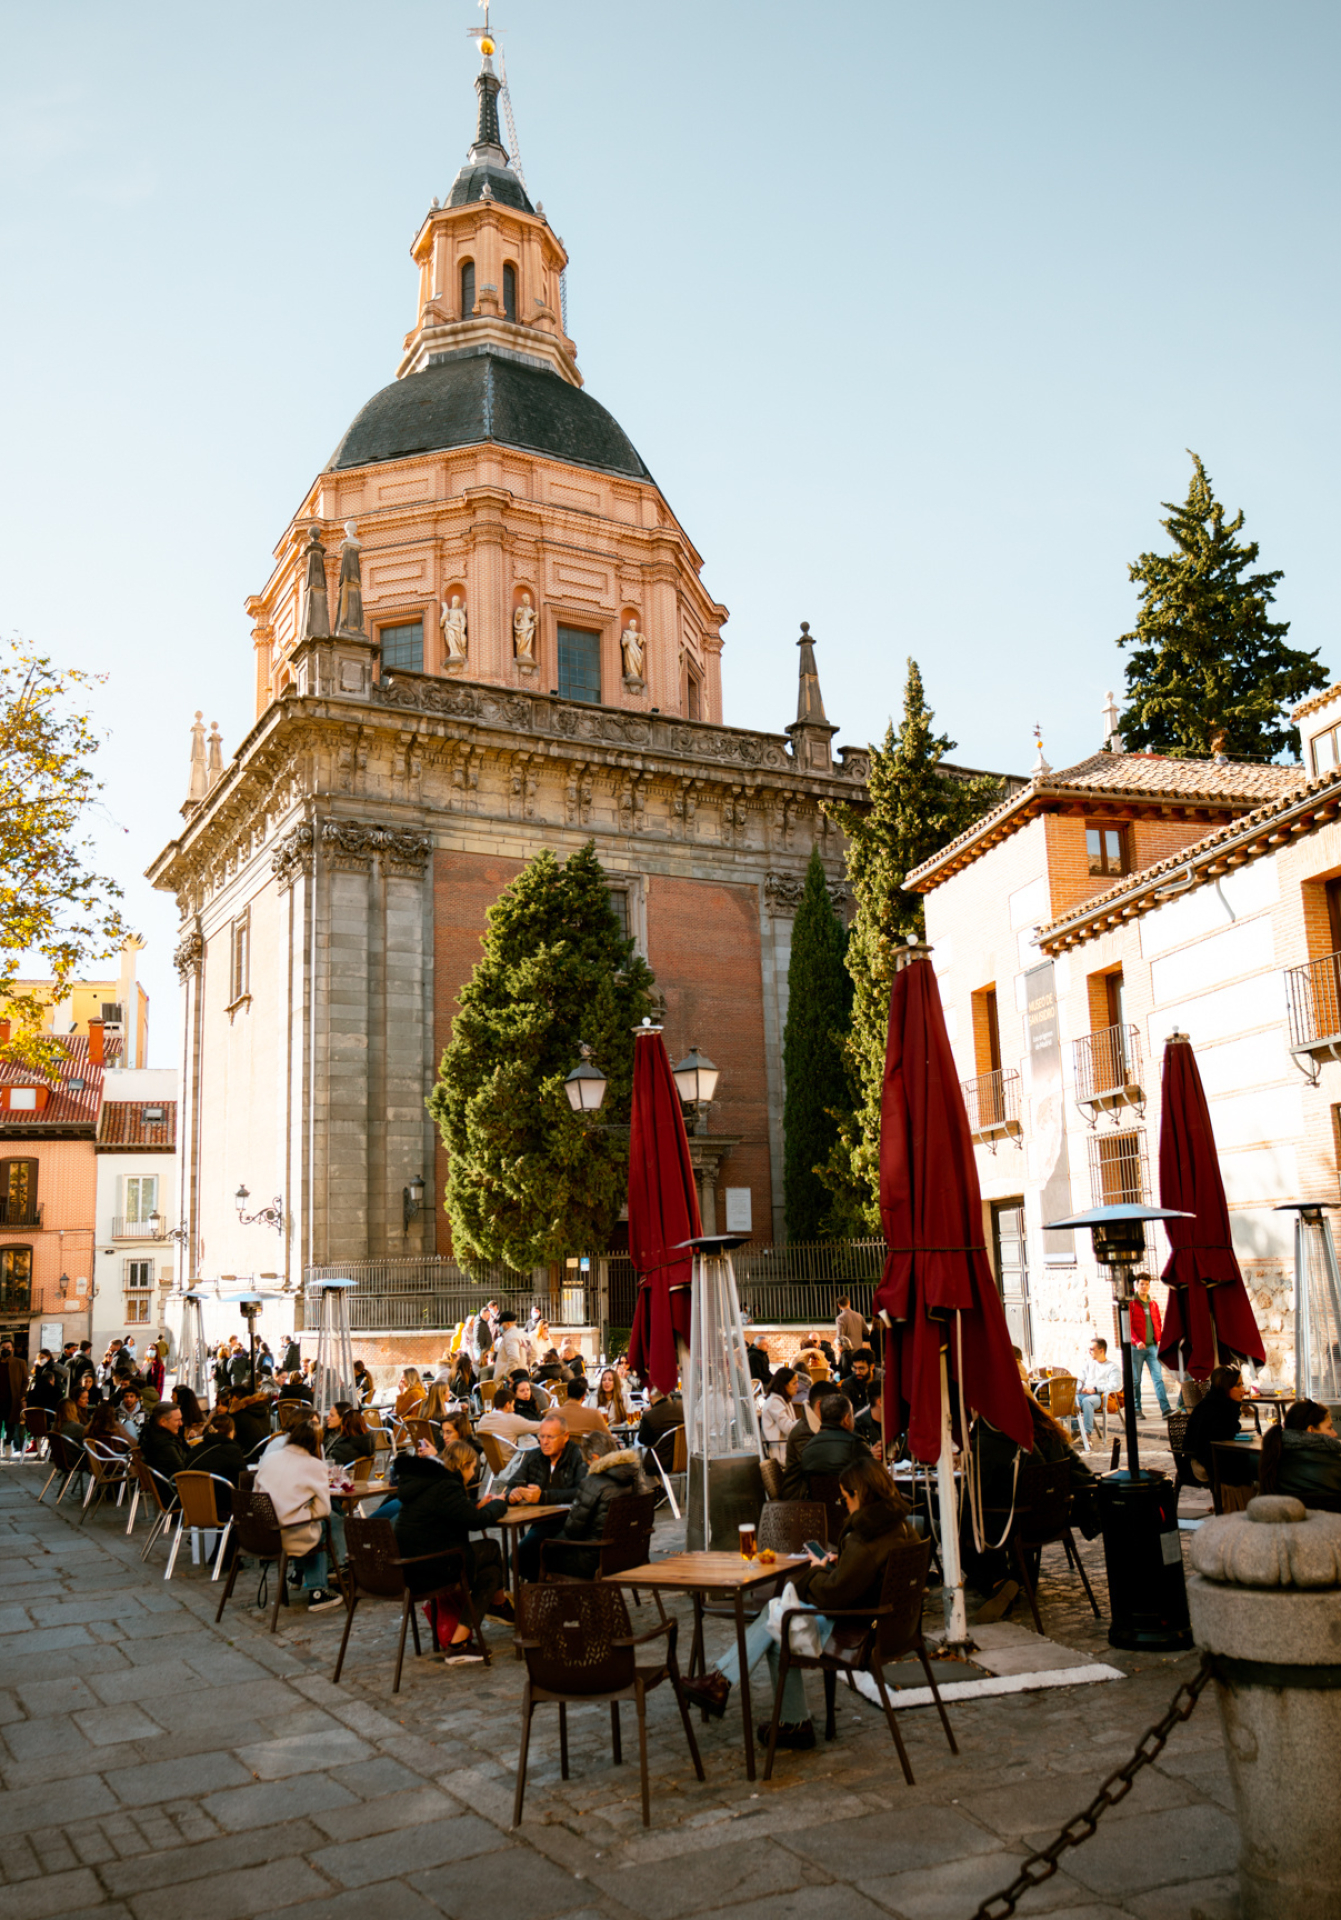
[{"xmin": 327, "ymin": 347, "xmax": 652, "ymax": 482}]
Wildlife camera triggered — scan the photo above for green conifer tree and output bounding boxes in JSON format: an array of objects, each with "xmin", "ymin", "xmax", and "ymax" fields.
[
  {"xmin": 821, "ymin": 660, "xmax": 1002, "ymax": 1233},
  {"xmin": 1119, "ymin": 452, "xmax": 1326, "ymax": 761},
  {"xmin": 783, "ymin": 848, "xmax": 850, "ymax": 1242},
  {"xmin": 427, "ymin": 842, "xmax": 655, "ymax": 1270}
]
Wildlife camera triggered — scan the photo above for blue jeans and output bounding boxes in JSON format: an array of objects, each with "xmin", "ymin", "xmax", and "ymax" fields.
[
  {"xmin": 1079, "ymin": 1392, "xmax": 1102, "ymax": 1436},
  {"xmin": 718, "ymin": 1608, "xmax": 833, "ymax": 1723},
  {"xmin": 1131, "ymin": 1345, "xmax": 1170, "ymax": 1416},
  {"xmin": 292, "ymin": 1544, "xmax": 328, "ymax": 1591}
]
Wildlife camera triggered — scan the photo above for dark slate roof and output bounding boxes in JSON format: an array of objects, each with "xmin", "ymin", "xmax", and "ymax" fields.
[
  {"xmin": 446, "ymin": 162, "xmax": 534, "ymax": 214},
  {"xmin": 329, "ymin": 350, "xmax": 652, "ymax": 482}
]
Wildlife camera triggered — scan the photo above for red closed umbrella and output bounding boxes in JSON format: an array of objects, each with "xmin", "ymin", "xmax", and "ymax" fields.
[
  {"xmin": 626, "ymin": 1026, "xmax": 702, "ymax": 1394},
  {"xmin": 1158, "ymin": 1032, "xmax": 1265, "ymax": 1377},
  {"xmin": 875, "ymin": 952, "xmax": 1032, "ymax": 1463}
]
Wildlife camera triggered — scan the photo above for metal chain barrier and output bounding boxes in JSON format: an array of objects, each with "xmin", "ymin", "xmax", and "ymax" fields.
[{"xmin": 970, "ymin": 1655, "xmax": 1216, "ymax": 1920}]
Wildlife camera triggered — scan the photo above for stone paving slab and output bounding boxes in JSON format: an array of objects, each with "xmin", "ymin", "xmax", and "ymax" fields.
[{"xmin": 0, "ymin": 1451, "xmax": 1242, "ymax": 1919}]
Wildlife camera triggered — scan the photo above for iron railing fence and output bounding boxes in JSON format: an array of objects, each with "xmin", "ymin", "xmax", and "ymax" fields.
[
  {"xmin": 1286, "ymin": 950, "xmax": 1341, "ymax": 1051},
  {"xmin": 307, "ymin": 1239, "xmax": 889, "ymax": 1333},
  {"xmin": 0, "ymin": 1199, "xmax": 42, "ymax": 1228},
  {"xmin": 961, "ymin": 1069, "xmax": 1022, "ymax": 1138}
]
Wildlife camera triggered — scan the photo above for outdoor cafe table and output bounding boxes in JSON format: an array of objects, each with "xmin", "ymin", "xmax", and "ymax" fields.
[{"xmin": 604, "ymin": 1550, "xmax": 808, "ymax": 1781}]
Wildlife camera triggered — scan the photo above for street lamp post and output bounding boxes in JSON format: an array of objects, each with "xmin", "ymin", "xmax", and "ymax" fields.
[
  {"xmin": 672, "ymin": 1048, "xmax": 720, "ymax": 1137},
  {"xmin": 229, "ymin": 1292, "xmax": 266, "ymax": 1391},
  {"xmin": 402, "ymin": 1174, "xmax": 427, "ymax": 1236},
  {"xmin": 1048, "ymin": 1202, "xmax": 1194, "ymax": 1652},
  {"xmin": 235, "ymin": 1187, "xmax": 285, "ymax": 1234}
]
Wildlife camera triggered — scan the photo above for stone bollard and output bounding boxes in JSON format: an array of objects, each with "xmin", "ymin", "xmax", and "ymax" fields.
[{"xmin": 1187, "ymin": 1494, "xmax": 1341, "ymax": 1920}]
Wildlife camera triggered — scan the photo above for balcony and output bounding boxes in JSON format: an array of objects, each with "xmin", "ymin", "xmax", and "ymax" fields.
[
  {"xmin": 0, "ymin": 1284, "xmax": 30, "ymax": 1316},
  {"xmin": 1072, "ymin": 1022, "xmax": 1144, "ymax": 1127},
  {"xmin": 1285, "ymin": 951, "xmax": 1341, "ymax": 1082},
  {"xmin": 961, "ymin": 1069, "xmax": 1023, "ymax": 1151},
  {"xmin": 0, "ymin": 1199, "xmax": 42, "ymax": 1228},
  {"xmin": 111, "ymin": 1218, "xmax": 165, "ymax": 1241}
]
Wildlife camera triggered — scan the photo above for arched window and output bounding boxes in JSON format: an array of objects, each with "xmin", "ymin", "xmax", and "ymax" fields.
[
  {"xmin": 460, "ymin": 259, "xmax": 476, "ymax": 319},
  {"xmin": 0, "ymin": 1246, "xmax": 32, "ymax": 1313},
  {"xmin": 503, "ymin": 263, "xmax": 517, "ymax": 322}
]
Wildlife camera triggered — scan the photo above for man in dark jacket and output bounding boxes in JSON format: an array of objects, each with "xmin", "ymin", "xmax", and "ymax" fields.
[
  {"xmin": 228, "ymin": 1390, "xmax": 273, "ymax": 1459},
  {"xmin": 746, "ymin": 1337, "xmax": 772, "ymax": 1385},
  {"xmin": 140, "ymin": 1403, "xmax": 190, "ymax": 1489},
  {"xmin": 190, "ymin": 1416, "xmax": 246, "ymax": 1519},
  {"xmin": 799, "ymin": 1394, "xmax": 867, "ymax": 1493},
  {"xmin": 1185, "ymin": 1367, "xmax": 1246, "ymax": 1481},
  {"xmin": 637, "ymin": 1390, "xmax": 684, "ymax": 1474},
  {"xmin": 0, "ymin": 1341, "xmax": 26, "ymax": 1456},
  {"xmin": 506, "ymin": 1413, "xmax": 588, "ymax": 1581},
  {"xmin": 839, "ymin": 1350, "xmax": 878, "ymax": 1413},
  {"xmin": 393, "ymin": 1440, "xmax": 509, "ymax": 1641}
]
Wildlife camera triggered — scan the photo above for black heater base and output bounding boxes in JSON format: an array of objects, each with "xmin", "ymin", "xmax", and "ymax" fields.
[{"xmin": 1095, "ymin": 1470, "xmax": 1193, "ymax": 1653}]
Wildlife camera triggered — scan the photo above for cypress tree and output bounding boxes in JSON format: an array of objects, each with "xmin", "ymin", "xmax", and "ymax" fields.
[
  {"xmin": 1119, "ymin": 452, "xmax": 1326, "ymax": 761},
  {"xmin": 427, "ymin": 842, "xmax": 655, "ymax": 1270},
  {"xmin": 783, "ymin": 848, "xmax": 850, "ymax": 1243},
  {"xmin": 821, "ymin": 659, "xmax": 1002, "ymax": 1233}
]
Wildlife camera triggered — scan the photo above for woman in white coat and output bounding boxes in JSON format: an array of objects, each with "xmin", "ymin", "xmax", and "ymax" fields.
[
  {"xmin": 760, "ymin": 1366, "xmax": 803, "ymax": 1463},
  {"xmin": 255, "ymin": 1422, "xmax": 342, "ymax": 1611}
]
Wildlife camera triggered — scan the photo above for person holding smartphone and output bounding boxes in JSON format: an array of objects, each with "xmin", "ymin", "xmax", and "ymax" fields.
[{"xmin": 681, "ymin": 1456, "xmax": 914, "ymax": 1749}]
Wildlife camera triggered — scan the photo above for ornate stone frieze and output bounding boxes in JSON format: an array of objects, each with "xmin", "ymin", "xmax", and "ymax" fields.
[
  {"xmin": 319, "ymin": 820, "xmax": 434, "ymax": 874},
  {"xmin": 173, "ymin": 926, "xmax": 204, "ymax": 979},
  {"xmin": 670, "ymin": 725, "xmax": 788, "ymax": 772},
  {"xmin": 764, "ymin": 870, "xmax": 851, "ymax": 912},
  {"xmin": 271, "ymin": 822, "xmax": 315, "ymax": 891}
]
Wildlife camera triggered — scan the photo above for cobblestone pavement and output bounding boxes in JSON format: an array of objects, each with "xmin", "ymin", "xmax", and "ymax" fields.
[{"xmin": 0, "ymin": 1433, "xmax": 1241, "ymax": 1920}]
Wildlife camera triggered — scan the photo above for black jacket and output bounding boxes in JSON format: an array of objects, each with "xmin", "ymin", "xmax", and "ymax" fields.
[
  {"xmin": 638, "ymin": 1398, "xmax": 684, "ymax": 1469},
  {"xmin": 781, "ymin": 1415, "xmax": 818, "ymax": 1500},
  {"xmin": 552, "ymin": 1448, "xmax": 646, "ymax": 1575},
  {"xmin": 228, "ymin": 1351, "xmax": 253, "ymax": 1387},
  {"xmin": 507, "ymin": 1438, "xmax": 588, "ymax": 1505},
  {"xmin": 329, "ymin": 1431, "xmax": 373, "ymax": 1466},
  {"xmin": 747, "ymin": 1345, "xmax": 772, "ymax": 1384},
  {"xmin": 800, "ymin": 1424, "xmax": 867, "ymax": 1487},
  {"xmin": 231, "ymin": 1398, "xmax": 273, "ymax": 1457},
  {"xmin": 793, "ymin": 1500, "xmax": 912, "ymax": 1614},
  {"xmin": 140, "ymin": 1422, "xmax": 190, "ymax": 1486},
  {"xmin": 1275, "ymin": 1429, "xmax": 1341, "ymax": 1503},
  {"xmin": 392, "ymin": 1456, "xmax": 507, "ymax": 1595},
  {"xmin": 1185, "ymin": 1388, "xmax": 1243, "ymax": 1473},
  {"xmin": 190, "ymin": 1437, "xmax": 245, "ymax": 1486}
]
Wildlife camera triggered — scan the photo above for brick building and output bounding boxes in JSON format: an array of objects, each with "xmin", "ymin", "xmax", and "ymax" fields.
[
  {"xmin": 148, "ymin": 45, "xmax": 998, "ymax": 1304},
  {"xmin": 910, "ymin": 726, "xmax": 1315, "ymax": 1376}
]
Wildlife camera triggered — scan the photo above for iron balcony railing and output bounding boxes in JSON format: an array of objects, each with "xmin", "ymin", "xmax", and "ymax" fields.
[
  {"xmin": 1073, "ymin": 1022, "xmax": 1143, "ymax": 1109},
  {"xmin": 1286, "ymin": 951, "xmax": 1341, "ymax": 1052},
  {"xmin": 111, "ymin": 1218, "xmax": 163, "ymax": 1240},
  {"xmin": 961, "ymin": 1069, "xmax": 1022, "ymax": 1142},
  {"xmin": 0, "ymin": 1283, "xmax": 31, "ymax": 1316},
  {"xmin": 0, "ymin": 1199, "xmax": 42, "ymax": 1228}
]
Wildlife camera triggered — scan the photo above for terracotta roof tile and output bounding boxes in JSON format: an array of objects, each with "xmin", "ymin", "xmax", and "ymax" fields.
[
  {"xmin": 96, "ymin": 1101, "xmax": 177, "ymax": 1151},
  {"xmin": 0, "ymin": 1034, "xmax": 114, "ymax": 1130}
]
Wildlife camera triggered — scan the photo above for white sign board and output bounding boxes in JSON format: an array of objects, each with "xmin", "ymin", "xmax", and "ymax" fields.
[
  {"xmin": 40, "ymin": 1323, "xmax": 63, "ymax": 1351},
  {"xmin": 724, "ymin": 1188, "xmax": 752, "ymax": 1233}
]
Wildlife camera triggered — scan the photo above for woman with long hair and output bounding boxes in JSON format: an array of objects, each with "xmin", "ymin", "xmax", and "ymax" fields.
[
  {"xmin": 591, "ymin": 1368, "xmax": 630, "ymax": 1425},
  {"xmin": 173, "ymin": 1385, "xmax": 206, "ymax": 1441},
  {"xmin": 1260, "ymin": 1399, "xmax": 1341, "ymax": 1503},
  {"xmin": 326, "ymin": 1403, "xmax": 373, "ymax": 1467},
  {"xmin": 682, "ymin": 1453, "xmax": 914, "ymax": 1748},
  {"xmin": 512, "ymin": 1377, "xmax": 544, "ymax": 1422},
  {"xmin": 394, "ymin": 1368, "xmax": 426, "ymax": 1420},
  {"xmin": 760, "ymin": 1367, "xmax": 802, "ymax": 1463},
  {"xmin": 86, "ymin": 1400, "xmax": 133, "ymax": 1452},
  {"xmin": 448, "ymin": 1349, "xmax": 476, "ymax": 1401},
  {"xmin": 422, "ymin": 1380, "xmax": 455, "ymax": 1430}
]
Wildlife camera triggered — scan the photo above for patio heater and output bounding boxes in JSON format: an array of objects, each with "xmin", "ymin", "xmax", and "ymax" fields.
[
  {"xmin": 309, "ymin": 1276, "xmax": 357, "ymax": 1417},
  {"xmin": 680, "ymin": 1233, "xmax": 764, "ymax": 1550},
  {"xmin": 1275, "ymin": 1204, "xmax": 1341, "ymax": 1410},
  {"xmin": 178, "ymin": 1290, "xmax": 210, "ymax": 1400},
  {"xmin": 225, "ymin": 1291, "xmax": 266, "ymax": 1392},
  {"xmin": 1047, "ymin": 1202, "xmax": 1194, "ymax": 1652}
]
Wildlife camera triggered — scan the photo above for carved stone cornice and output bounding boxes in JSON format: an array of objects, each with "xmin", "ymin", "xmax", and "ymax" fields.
[
  {"xmin": 173, "ymin": 926, "xmax": 204, "ymax": 980},
  {"xmin": 764, "ymin": 871, "xmax": 851, "ymax": 913},
  {"xmin": 320, "ymin": 820, "xmax": 433, "ymax": 875},
  {"xmin": 271, "ymin": 823, "xmax": 314, "ymax": 891}
]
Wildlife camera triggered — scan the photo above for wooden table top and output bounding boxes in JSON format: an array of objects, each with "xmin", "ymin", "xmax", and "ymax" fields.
[
  {"xmin": 331, "ymin": 1480, "xmax": 394, "ymax": 1500},
  {"xmin": 494, "ymin": 1503, "xmax": 567, "ymax": 1526},
  {"xmin": 605, "ymin": 1551, "xmax": 809, "ymax": 1591}
]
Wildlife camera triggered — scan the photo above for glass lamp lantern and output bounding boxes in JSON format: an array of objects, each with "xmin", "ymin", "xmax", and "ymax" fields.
[{"xmin": 563, "ymin": 1044, "xmax": 608, "ymax": 1114}]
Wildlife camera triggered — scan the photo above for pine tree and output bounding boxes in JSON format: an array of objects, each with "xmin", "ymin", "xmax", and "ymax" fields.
[
  {"xmin": 821, "ymin": 660, "xmax": 1002, "ymax": 1233},
  {"xmin": 783, "ymin": 848, "xmax": 850, "ymax": 1242},
  {"xmin": 1119, "ymin": 452, "xmax": 1326, "ymax": 761},
  {"xmin": 427, "ymin": 842, "xmax": 656, "ymax": 1271}
]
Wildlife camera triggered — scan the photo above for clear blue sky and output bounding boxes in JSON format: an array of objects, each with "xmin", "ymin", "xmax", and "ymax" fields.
[{"xmin": 3, "ymin": 1, "xmax": 1338, "ymax": 1060}]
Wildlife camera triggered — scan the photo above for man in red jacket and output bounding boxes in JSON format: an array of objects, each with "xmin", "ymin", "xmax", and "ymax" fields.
[{"xmin": 1129, "ymin": 1275, "xmax": 1171, "ymax": 1418}]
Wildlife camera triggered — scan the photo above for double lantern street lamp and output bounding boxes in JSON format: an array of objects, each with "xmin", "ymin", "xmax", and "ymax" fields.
[{"xmin": 563, "ymin": 1023, "xmax": 720, "ymax": 1129}]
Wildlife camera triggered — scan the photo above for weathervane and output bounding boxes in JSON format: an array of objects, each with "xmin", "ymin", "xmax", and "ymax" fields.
[{"xmin": 469, "ymin": 0, "xmax": 497, "ymax": 58}]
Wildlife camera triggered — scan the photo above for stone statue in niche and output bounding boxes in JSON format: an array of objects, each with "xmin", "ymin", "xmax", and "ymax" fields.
[
  {"xmin": 621, "ymin": 617, "xmax": 645, "ymax": 686},
  {"xmin": 441, "ymin": 594, "xmax": 468, "ymax": 666},
  {"xmin": 513, "ymin": 591, "xmax": 537, "ymax": 669},
  {"xmin": 334, "ymin": 521, "xmax": 365, "ymax": 638}
]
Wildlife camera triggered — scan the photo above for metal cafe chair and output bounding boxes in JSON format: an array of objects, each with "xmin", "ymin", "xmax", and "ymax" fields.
[
  {"xmin": 79, "ymin": 1441, "xmax": 135, "ymax": 1525},
  {"xmin": 20, "ymin": 1405, "xmax": 52, "ymax": 1460},
  {"xmin": 331, "ymin": 1515, "xmax": 490, "ymax": 1691},
  {"xmin": 128, "ymin": 1457, "xmax": 181, "ymax": 1560},
  {"xmin": 166, "ymin": 1471, "xmax": 237, "ymax": 1581},
  {"xmin": 539, "ymin": 1491, "xmax": 657, "ymax": 1603},
  {"xmin": 997, "ymin": 1458, "xmax": 1101, "ymax": 1634},
  {"xmin": 512, "ymin": 1582, "xmax": 704, "ymax": 1829},
  {"xmin": 214, "ymin": 1489, "xmax": 293, "ymax": 1633},
  {"xmin": 37, "ymin": 1432, "xmax": 88, "ymax": 1505},
  {"xmin": 763, "ymin": 1535, "xmax": 956, "ymax": 1783}
]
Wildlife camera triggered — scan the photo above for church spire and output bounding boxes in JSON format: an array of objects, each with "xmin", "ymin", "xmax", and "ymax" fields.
[
  {"xmin": 469, "ymin": 60, "xmax": 509, "ymax": 167},
  {"xmin": 787, "ymin": 622, "xmax": 838, "ymax": 773}
]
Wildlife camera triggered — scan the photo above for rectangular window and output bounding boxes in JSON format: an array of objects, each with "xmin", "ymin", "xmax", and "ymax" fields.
[
  {"xmin": 557, "ymin": 626, "xmax": 602, "ymax": 705},
  {"xmin": 1089, "ymin": 1129, "xmax": 1148, "ymax": 1207},
  {"xmin": 380, "ymin": 620, "xmax": 424, "ymax": 674},
  {"xmin": 0, "ymin": 1160, "xmax": 36, "ymax": 1226},
  {"xmin": 0, "ymin": 1246, "xmax": 32, "ymax": 1313},
  {"xmin": 230, "ymin": 914, "xmax": 250, "ymax": 1005},
  {"xmin": 686, "ymin": 671, "xmax": 701, "ymax": 721},
  {"xmin": 607, "ymin": 889, "xmax": 630, "ymax": 939},
  {"xmin": 125, "ymin": 1258, "xmax": 153, "ymax": 1323},
  {"xmin": 1086, "ymin": 823, "xmax": 1129, "ymax": 877},
  {"xmin": 124, "ymin": 1176, "xmax": 158, "ymax": 1225},
  {"xmin": 1312, "ymin": 725, "xmax": 1340, "ymax": 775}
]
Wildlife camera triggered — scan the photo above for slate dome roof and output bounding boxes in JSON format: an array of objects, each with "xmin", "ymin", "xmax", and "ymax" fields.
[{"xmin": 328, "ymin": 349, "xmax": 652, "ymax": 482}]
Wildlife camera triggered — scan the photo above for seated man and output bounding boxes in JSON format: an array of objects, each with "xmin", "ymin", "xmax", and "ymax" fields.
[
  {"xmin": 139, "ymin": 1402, "xmax": 190, "ymax": 1487},
  {"xmin": 1185, "ymin": 1366, "xmax": 1246, "ymax": 1483},
  {"xmin": 637, "ymin": 1388, "xmax": 684, "ymax": 1476},
  {"xmin": 1077, "ymin": 1337, "xmax": 1122, "ymax": 1444},
  {"xmin": 477, "ymin": 1383, "xmax": 534, "ymax": 1452},
  {"xmin": 839, "ymin": 1349, "xmax": 878, "ymax": 1413},
  {"xmin": 800, "ymin": 1393, "xmax": 868, "ymax": 1493},
  {"xmin": 506, "ymin": 1413, "xmax": 588, "ymax": 1582},
  {"xmin": 558, "ymin": 1378, "xmax": 608, "ymax": 1435}
]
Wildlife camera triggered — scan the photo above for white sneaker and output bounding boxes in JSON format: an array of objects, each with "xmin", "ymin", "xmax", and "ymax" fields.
[{"xmin": 305, "ymin": 1588, "xmax": 344, "ymax": 1613}]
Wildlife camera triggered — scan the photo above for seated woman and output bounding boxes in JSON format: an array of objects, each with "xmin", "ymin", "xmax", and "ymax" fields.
[
  {"xmin": 1260, "ymin": 1399, "xmax": 1341, "ymax": 1505},
  {"xmin": 421, "ymin": 1380, "xmax": 456, "ymax": 1439},
  {"xmin": 760, "ymin": 1367, "xmax": 801, "ymax": 1464},
  {"xmin": 57, "ymin": 1399, "xmax": 87, "ymax": 1447},
  {"xmin": 190, "ymin": 1413, "xmax": 246, "ymax": 1519},
  {"xmin": 589, "ymin": 1368, "xmax": 630, "ymax": 1428},
  {"xmin": 352, "ymin": 1359, "xmax": 376, "ymax": 1406},
  {"xmin": 1184, "ymin": 1367, "xmax": 1246, "ymax": 1483},
  {"xmin": 254, "ymin": 1421, "xmax": 342, "ymax": 1611},
  {"xmin": 512, "ymin": 1378, "xmax": 545, "ymax": 1423},
  {"xmin": 546, "ymin": 1434, "xmax": 651, "ymax": 1578},
  {"xmin": 393, "ymin": 1437, "xmax": 511, "ymax": 1653},
  {"xmin": 394, "ymin": 1369, "xmax": 426, "ymax": 1421},
  {"xmin": 448, "ymin": 1350, "xmax": 477, "ymax": 1406},
  {"xmin": 682, "ymin": 1455, "xmax": 915, "ymax": 1749},
  {"xmin": 172, "ymin": 1386, "xmax": 207, "ymax": 1445},
  {"xmin": 85, "ymin": 1400, "xmax": 134, "ymax": 1454},
  {"xmin": 326, "ymin": 1404, "xmax": 373, "ymax": 1467}
]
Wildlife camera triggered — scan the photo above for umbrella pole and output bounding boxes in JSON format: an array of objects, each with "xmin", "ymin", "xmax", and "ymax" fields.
[{"xmin": 937, "ymin": 1346, "xmax": 969, "ymax": 1648}]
